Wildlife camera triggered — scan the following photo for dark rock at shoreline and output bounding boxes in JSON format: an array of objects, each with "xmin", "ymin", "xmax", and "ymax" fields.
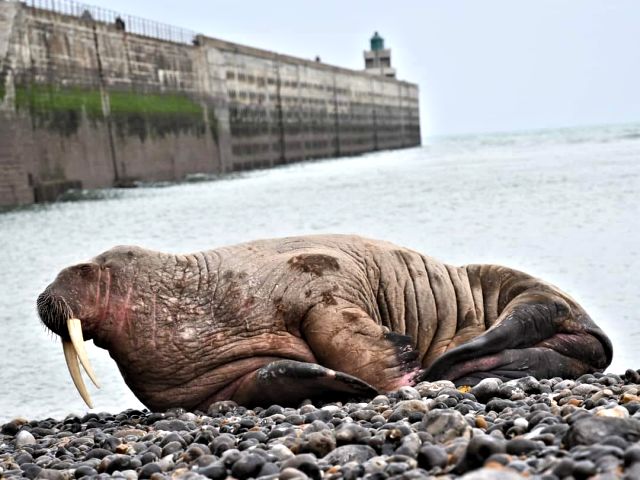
[{"xmin": 2, "ymin": 371, "xmax": 640, "ymax": 478}]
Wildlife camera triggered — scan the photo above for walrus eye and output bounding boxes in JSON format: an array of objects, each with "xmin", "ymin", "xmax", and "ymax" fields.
[
  {"xmin": 76, "ymin": 264, "xmax": 94, "ymax": 277},
  {"xmin": 62, "ymin": 318, "xmax": 100, "ymax": 408}
]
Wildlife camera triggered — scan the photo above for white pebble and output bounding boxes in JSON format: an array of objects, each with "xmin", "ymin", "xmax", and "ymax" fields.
[
  {"xmin": 513, "ymin": 417, "xmax": 529, "ymax": 428},
  {"xmin": 397, "ymin": 386, "xmax": 421, "ymax": 400},
  {"xmin": 269, "ymin": 444, "xmax": 295, "ymax": 461},
  {"xmin": 14, "ymin": 430, "xmax": 36, "ymax": 447},
  {"xmin": 596, "ymin": 405, "xmax": 629, "ymax": 418}
]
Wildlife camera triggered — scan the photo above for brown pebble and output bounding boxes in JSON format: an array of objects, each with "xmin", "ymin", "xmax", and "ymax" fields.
[
  {"xmin": 485, "ymin": 460, "xmax": 505, "ymax": 470},
  {"xmin": 114, "ymin": 429, "xmax": 146, "ymax": 438},
  {"xmin": 115, "ymin": 443, "xmax": 130, "ymax": 454},
  {"xmin": 567, "ymin": 397, "xmax": 583, "ymax": 407},
  {"xmin": 476, "ymin": 416, "xmax": 488, "ymax": 429},
  {"xmin": 596, "ymin": 406, "xmax": 629, "ymax": 418}
]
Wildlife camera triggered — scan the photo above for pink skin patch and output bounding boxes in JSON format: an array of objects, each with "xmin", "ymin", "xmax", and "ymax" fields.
[{"xmin": 387, "ymin": 370, "xmax": 421, "ymax": 391}]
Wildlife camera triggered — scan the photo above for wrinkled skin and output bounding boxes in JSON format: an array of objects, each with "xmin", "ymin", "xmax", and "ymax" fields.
[{"xmin": 37, "ymin": 235, "xmax": 612, "ymax": 409}]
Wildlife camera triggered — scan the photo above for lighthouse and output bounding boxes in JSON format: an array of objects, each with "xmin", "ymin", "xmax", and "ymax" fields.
[{"xmin": 363, "ymin": 32, "xmax": 396, "ymax": 78}]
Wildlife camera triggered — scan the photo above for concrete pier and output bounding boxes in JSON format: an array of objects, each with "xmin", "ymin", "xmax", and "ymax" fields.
[{"xmin": 0, "ymin": 0, "xmax": 420, "ymax": 207}]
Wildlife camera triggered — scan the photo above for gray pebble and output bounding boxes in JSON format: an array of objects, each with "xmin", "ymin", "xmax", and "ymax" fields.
[
  {"xmin": 397, "ymin": 386, "xmax": 421, "ymax": 400},
  {"xmin": 280, "ymin": 454, "xmax": 320, "ymax": 480},
  {"xmin": 334, "ymin": 423, "xmax": 371, "ymax": 444},
  {"xmin": 421, "ymin": 409, "xmax": 471, "ymax": 443},
  {"xmin": 323, "ymin": 445, "xmax": 376, "ymax": 465},
  {"xmin": 470, "ymin": 378, "xmax": 502, "ymax": 403},
  {"xmin": 269, "ymin": 444, "xmax": 295, "ymax": 461},
  {"xmin": 230, "ymin": 453, "xmax": 265, "ymax": 479},
  {"xmin": 564, "ymin": 416, "xmax": 640, "ymax": 447},
  {"xmin": 196, "ymin": 461, "xmax": 226, "ymax": 480},
  {"xmin": 279, "ymin": 467, "xmax": 309, "ymax": 480},
  {"xmin": 417, "ymin": 445, "xmax": 448, "ymax": 471}
]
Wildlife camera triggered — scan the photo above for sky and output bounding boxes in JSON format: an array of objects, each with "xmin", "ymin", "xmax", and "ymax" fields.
[{"xmin": 86, "ymin": 0, "xmax": 639, "ymax": 137}]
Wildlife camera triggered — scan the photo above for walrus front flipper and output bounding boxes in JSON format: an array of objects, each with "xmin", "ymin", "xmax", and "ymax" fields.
[
  {"xmin": 301, "ymin": 302, "xmax": 423, "ymax": 392},
  {"xmin": 231, "ymin": 360, "xmax": 378, "ymax": 406},
  {"xmin": 421, "ymin": 291, "xmax": 612, "ymax": 385}
]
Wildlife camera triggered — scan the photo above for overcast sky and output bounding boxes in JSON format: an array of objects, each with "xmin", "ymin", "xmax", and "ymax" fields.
[{"xmin": 92, "ymin": 0, "xmax": 639, "ymax": 137}]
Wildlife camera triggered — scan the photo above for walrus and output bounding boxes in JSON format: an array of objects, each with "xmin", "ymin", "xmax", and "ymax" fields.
[{"xmin": 36, "ymin": 235, "xmax": 612, "ymax": 410}]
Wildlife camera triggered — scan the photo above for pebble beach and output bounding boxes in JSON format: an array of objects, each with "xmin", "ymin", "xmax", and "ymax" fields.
[{"xmin": 3, "ymin": 370, "xmax": 640, "ymax": 479}]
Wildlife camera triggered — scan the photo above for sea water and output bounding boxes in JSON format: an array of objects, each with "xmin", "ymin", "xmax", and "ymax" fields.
[{"xmin": 1, "ymin": 123, "xmax": 639, "ymax": 422}]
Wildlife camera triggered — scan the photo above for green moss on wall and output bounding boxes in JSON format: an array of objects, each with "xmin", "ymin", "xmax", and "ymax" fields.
[
  {"xmin": 16, "ymin": 85, "xmax": 103, "ymax": 116},
  {"xmin": 15, "ymin": 85, "xmax": 207, "ymax": 139},
  {"xmin": 108, "ymin": 91, "xmax": 203, "ymax": 116}
]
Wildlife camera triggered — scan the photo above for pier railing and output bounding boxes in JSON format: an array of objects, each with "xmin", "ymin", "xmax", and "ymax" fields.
[{"xmin": 22, "ymin": 0, "xmax": 198, "ymax": 45}]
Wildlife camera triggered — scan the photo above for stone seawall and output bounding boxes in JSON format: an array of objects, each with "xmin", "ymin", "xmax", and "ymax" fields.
[{"xmin": 0, "ymin": 1, "xmax": 420, "ymax": 207}]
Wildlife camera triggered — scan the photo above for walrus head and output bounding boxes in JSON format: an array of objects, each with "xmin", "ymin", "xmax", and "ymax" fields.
[{"xmin": 37, "ymin": 246, "xmax": 152, "ymax": 408}]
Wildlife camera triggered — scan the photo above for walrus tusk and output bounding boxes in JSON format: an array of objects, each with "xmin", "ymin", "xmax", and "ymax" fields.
[
  {"xmin": 62, "ymin": 340, "xmax": 94, "ymax": 408},
  {"xmin": 67, "ymin": 318, "xmax": 101, "ymax": 388}
]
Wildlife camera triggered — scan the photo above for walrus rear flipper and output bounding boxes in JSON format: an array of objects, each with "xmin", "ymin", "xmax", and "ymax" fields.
[
  {"xmin": 420, "ymin": 291, "xmax": 612, "ymax": 385},
  {"xmin": 231, "ymin": 360, "xmax": 378, "ymax": 406}
]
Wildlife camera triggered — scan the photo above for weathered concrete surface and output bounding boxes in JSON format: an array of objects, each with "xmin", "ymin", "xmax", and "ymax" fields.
[{"xmin": 0, "ymin": 1, "xmax": 420, "ymax": 207}]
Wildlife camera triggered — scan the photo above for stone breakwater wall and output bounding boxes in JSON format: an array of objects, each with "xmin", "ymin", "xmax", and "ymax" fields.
[{"xmin": 0, "ymin": 1, "xmax": 420, "ymax": 207}]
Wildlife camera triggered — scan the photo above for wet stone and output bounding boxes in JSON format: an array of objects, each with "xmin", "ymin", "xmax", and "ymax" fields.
[
  {"xmin": 397, "ymin": 386, "xmax": 421, "ymax": 400},
  {"xmin": 461, "ymin": 434, "xmax": 506, "ymax": 471},
  {"xmin": 334, "ymin": 423, "xmax": 371, "ymax": 444},
  {"xmin": 486, "ymin": 399, "xmax": 518, "ymax": 413},
  {"xmin": 269, "ymin": 444, "xmax": 295, "ymax": 462},
  {"xmin": 15, "ymin": 451, "xmax": 34, "ymax": 465},
  {"xmin": 349, "ymin": 409, "xmax": 376, "ymax": 422},
  {"xmin": 421, "ymin": 409, "xmax": 471, "ymax": 443},
  {"xmin": 470, "ymin": 378, "xmax": 502, "ymax": 403},
  {"xmin": 161, "ymin": 440, "xmax": 184, "ymax": 457},
  {"xmin": 395, "ymin": 433, "xmax": 421, "ymax": 457},
  {"xmin": 210, "ymin": 434, "xmax": 235, "ymax": 455},
  {"xmin": 505, "ymin": 438, "xmax": 542, "ymax": 455},
  {"xmin": 21, "ymin": 463, "xmax": 42, "ymax": 480},
  {"xmin": 305, "ymin": 430, "xmax": 336, "ymax": 457},
  {"xmin": 624, "ymin": 445, "xmax": 640, "ymax": 465},
  {"xmin": 230, "ymin": 453, "xmax": 265, "ymax": 479},
  {"xmin": 15, "ymin": 430, "xmax": 37, "ymax": 447},
  {"xmin": 285, "ymin": 415, "xmax": 304, "ymax": 425},
  {"xmin": 196, "ymin": 461, "xmax": 227, "ymax": 480},
  {"xmin": 153, "ymin": 419, "xmax": 189, "ymax": 432},
  {"xmin": 625, "ymin": 369, "xmax": 640, "ymax": 384},
  {"xmin": 138, "ymin": 462, "xmax": 162, "ymax": 479},
  {"xmin": 551, "ymin": 458, "xmax": 575, "ymax": 477},
  {"xmin": 281, "ymin": 454, "xmax": 321, "ymax": 480},
  {"xmin": 391, "ymin": 400, "xmax": 429, "ymax": 420},
  {"xmin": 1, "ymin": 419, "xmax": 27, "ymax": 435},
  {"xmin": 417, "ymin": 445, "xmax": 448, "ymax": 471},
  {"xmin": 323, "ymin": 445, "xmax": 376, "ymax": 465},
  {"xmin": 207, "ymin": 401, "xmax": 238, "ymax": 416},
  {"xmin": 279, "ymin": 467, "xmax": 309, "ymax": 480},
  {"xmin": 564, "ymin": 416, "xmax": 640, "ymax": 447}
]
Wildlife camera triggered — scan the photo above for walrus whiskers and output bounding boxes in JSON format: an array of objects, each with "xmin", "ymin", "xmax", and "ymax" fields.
[
  {"xmin": 62, "ymin": 340, "xmax": 94, "ymax": 408},
  {"xmin": 66, "ymin": 318, "xmax": 100, "ymax": 388}
]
